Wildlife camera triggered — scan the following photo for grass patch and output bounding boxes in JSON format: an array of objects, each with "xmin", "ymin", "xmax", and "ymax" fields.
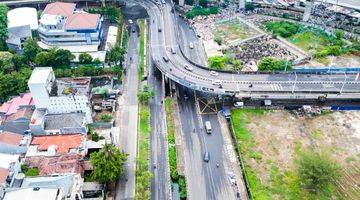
[
  {"xmin": 215, "ymin": 20, "xmax": 258, "ymax": 42},
  {"xmin": 231, "ymin": 109, "xmax": 344, "ymax": 199},
  {"xmin": 138, "ymin": 19, "xmax": 145, "ymax": 79},
  {"xmin": 265, "ymin": 21, "xmax": 360, "ymax": 59},
  {"xmin": 186, "ymin": 6, "xmax": 219, "ymax": 19},
  {"xmin": 165, "ymin": 97, "xmax": 187, "ymax": 200},
  {"xmin": 230, "ymin": 108, "xmax": 304, "ymax": 199},
  {"xmin": 135, "ymin": 104, "xmax": 152, "ymax": 199}
]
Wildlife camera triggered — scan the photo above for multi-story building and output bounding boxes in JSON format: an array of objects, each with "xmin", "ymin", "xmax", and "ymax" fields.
[
  {"xmin": 38, "ymin": 1, "xmax": 103, "ymax": 52},
  {"xmin": 28, "ymin": 67, "xmax": 92, "ymax": 123}
]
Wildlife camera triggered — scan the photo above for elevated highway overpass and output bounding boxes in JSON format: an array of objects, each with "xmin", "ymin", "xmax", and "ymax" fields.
[
  {"xmin": 2, "ymin": 0, "xmax": 360, "ymax": 100},
  {"xmin": 136, "ymin": 0, "xmax": 360, "ymax": 99}
]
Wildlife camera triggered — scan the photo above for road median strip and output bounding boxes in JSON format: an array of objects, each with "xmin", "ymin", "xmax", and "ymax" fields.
[{"xmin": 165, "ymin": 97, "xmax": 187, "ymax": 200}]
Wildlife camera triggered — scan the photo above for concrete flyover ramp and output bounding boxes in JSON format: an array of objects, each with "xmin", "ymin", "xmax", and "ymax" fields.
[{"xmin": 3, "ymin": 0, "xmax": 360, "ymax": 100}]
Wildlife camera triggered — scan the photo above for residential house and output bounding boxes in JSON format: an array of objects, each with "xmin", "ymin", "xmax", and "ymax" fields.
[{"xmin": 28, "ymin": 67, "xmax": 93, "ymax": 123}]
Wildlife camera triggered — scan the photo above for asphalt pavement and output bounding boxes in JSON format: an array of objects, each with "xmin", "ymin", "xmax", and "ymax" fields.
[
  {"xmin": 177, "ymin": 85, "xmax": 239, "ymax": 200},
  {"xmin": 134, "ymin": 0, "xmax": 360, "ymax": 97},
  {"xmin": 116, "ymin": 23, "xmax": 139, "ymax": 200},
  {"xmin": 149, "ymin": 55, "xmax": 171, "ymax": 199}
]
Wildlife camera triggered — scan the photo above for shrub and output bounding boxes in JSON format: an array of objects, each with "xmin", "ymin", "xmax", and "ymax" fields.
[
  {"xmin": 297, "ymin": 150, "xmax": 340, "ymax": 196},
  {"xmin": 208, "ymin": 56, "xmax": 228, "ymax": 70},
  {"xmin": 25, "ymin": 167, "xmax": 39, "ymax": 177},
  {"xmin": 265, "ymin": 21, "xmax": 302, "ymax": 38},
  {"xmin": 214, "ymin": 35, "xmax": 222, "ymax": 45},
  {"xmin": 186, "ymin": 6, "xmax": 219, "ymax": 19},
  {"xmin": 258, "ymin": 57, "xmax": 292, "ymax": 71},
  {"xmin": 79, "ymin": 52, "xmax": 93, "ymax": 64},
  {"xmin": 100, "ymin": 114, "xmax": 112, "ymax": 122}
]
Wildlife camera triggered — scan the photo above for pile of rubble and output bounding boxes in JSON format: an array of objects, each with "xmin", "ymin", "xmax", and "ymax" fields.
[
  {"xmin": 292, "ymin": 105, "xmax": 332, "ymax": 118},
  {"xmin": 308, "ymin": 3, "xmax": 360, "ymax": 35},
  {"xmin": 228, "ymin": 35, "xmax": 297, "ymax": 64}
]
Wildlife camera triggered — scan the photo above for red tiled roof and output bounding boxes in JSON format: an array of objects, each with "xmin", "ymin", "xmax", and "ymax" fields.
[
  {"xmin": 0, "ymin": 131, "xmax": 23, "ymax": 146},
  {"xmin": 31, "ymin": 134, "xmax": 83, "ymax": 154},
  {"xmin": 65, "ymin": 12, "xmax": 100, "ymax": 30},
  {"xmin": 0, "ymin": 167, "xmax": 8, "ymax": 185},
  {"xmin": 0, "ymin": 93, "xmax": 33, "ymax": 116},
  {"xmin": 25, "ymin": 154, "xmax": 84, "ymax": 176},
  {"xmin": 43, "ymin": 2, "xmax": 76, "ymax": 18}
]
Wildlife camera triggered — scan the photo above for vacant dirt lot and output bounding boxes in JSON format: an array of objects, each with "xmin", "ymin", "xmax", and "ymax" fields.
[{"xmin": 231, "ymin": 109, "xmax": 360, "ymax": 199}]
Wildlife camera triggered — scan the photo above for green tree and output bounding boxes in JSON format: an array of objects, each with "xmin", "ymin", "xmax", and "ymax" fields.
[
  {"xmin": 100, "ymin": 113, "xmax": 112, "ymax": 122},
  {"xmin": 185, "ymin": 0, "xmax": 194, "ymax": 5},
  {"xmin": 231, "ymin": 59, "xmax": 243, "ymax": 71},
  {"xmin": 78, "ymin": 52, "xmax": 93, "ymax": 64},
  {"xmin": 90, "ymin": 143, "xmax": 127, "ymax": 183},
  {"xmin": 208, "ymin": 56, "xmax": 228, "ymax": 70},
  {"xmin": 0, "ymin": 51, "xmax": 14, "ymax": 73},
  {"xmin": 23, "ymin": 38, "xmax": 41, "ymax": 62},
  {"xmin": 0, "ymin": 5, "xmax": 8, "ymax": 50},
  {"xmin": 199, "ymin": 0, "xmax": 207, "ymax": 7},
  {"xmin": 35, "ymin": 51, "xmax": 51, "ymax": 66},
  {"xmin": 11, "ymin": 54, "xmax": 27, "ymax": 70},
  {"xmin": 106, "ymin": 45, "xmax": 125, "ymax": 66},
  {"xmin": 137, "ymin": 85, "xmax": 154, "ymax": 105},
  {"xmin": 50, "ymin": 48, "xmax": 75, "ymax": 68},
  {"xmin": 214, "ymin": 35, "xmax": 222, "ymax": 45},
  {"xmin": 297, "ymin": 150, "xmax": 340, "ymax": 197},
  {"xmin": 258, "ymin": 57, "xmax": 291, "ymax": 71}
]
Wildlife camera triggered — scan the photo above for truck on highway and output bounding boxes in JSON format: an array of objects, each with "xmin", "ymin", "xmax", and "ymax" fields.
[{"xmin": 205, "ymin": 121, "xmax": 212, "ymax": 134}]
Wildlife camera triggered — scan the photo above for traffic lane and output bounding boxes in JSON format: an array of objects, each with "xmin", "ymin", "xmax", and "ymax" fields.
[
  {"xmin": 201, "ymin": 114, "xmax": 237, "ymax": 200},
  {"xmin": 149, "ymin": 70, "xmax": 169, "ymax": 199},
  {"xmin": 177, "ymin": 87, "xmax": 215, "ymax": 200}
]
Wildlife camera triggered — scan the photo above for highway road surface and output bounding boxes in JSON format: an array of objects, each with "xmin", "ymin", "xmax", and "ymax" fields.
[
  {"xmin": 116, "ymin": 23, "xmax": 139, "ymax": 200},
  {"xmin": 149, "ymin": 55, "xmax": 171, "ymax": 199},
  {"xmin": 134, "ymin": 0, "xmax": 360, "ymax": 98},
  {"xmin": 177, "ymin": 85, "xmax": 241, "ymax": 200}
]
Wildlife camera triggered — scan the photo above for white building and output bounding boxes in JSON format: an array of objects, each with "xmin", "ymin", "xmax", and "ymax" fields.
[
  {"xmin": 28, "ymin": 67, "xmax": 92, "ymax": 123},
  {"xmin": 38, "ymin": 2, "xmax": 103, "ymax": 53},
  {"xmin": 6, "ymin": 7, "xmax": 38, "ymax": 52}
]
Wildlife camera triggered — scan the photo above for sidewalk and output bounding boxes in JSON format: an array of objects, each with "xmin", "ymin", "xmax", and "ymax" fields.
[{"xmin": 218, "ymin": 114, "xmax": 249, "ymax": 200}]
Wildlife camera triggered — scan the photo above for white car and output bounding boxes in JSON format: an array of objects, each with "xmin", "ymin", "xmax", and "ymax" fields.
[
  {"xmin": 210, "ymin": 71, "xmax": 219, "ymax": 76},
  {"xmin": 234, "ymin": 102, "xmax": 244, "ymax": 108},
  {"xmin": 128, "ymin": 19, "xmax": 133, "ymax": 24},
  {"xmin": 189, "ymin": 42, "xmax": 194, "ymax": 49},
  {"xmin": 184, "ymin": 64, "xmax": 193, "ymax": 71},
  {"xmin": 212, "ymin": 80, "xmax": 221, "ymax": 86}
]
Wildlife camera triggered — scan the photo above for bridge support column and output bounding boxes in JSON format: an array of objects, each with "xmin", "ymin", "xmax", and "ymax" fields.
[
  {"xmin": 303, "ymin": 1, "xmax": 313, "ymax": 22},
  {"xmin": 239, "ymin": 0, "xmax": 245, "ymax": 10}
]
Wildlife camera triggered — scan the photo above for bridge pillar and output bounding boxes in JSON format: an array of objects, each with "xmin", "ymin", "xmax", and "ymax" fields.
[
  {"xmin": 239, "ymin": 0, "xmax": 245, "ymax": 10},
  {"xmin": 302, "ymin": 0, "xmax": 314, "ymax": 22},
  {"xmin": 179, "ymin": 0, "xmax": 184, "ymax": 7}
]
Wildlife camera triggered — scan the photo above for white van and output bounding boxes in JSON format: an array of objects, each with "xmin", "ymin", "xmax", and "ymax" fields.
[{"xmin": 205, "ymin": 121, "xmax": 212, "ymax": 134}]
